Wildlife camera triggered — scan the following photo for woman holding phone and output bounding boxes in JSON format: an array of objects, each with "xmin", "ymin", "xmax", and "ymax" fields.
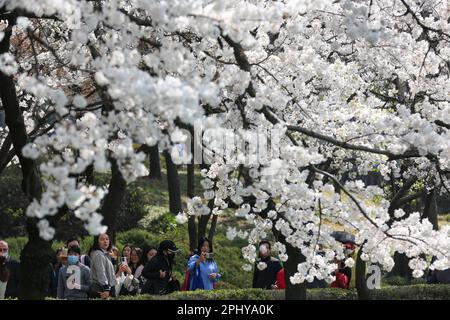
[
  {"xmin": 90, "ymin": 233, "xmax": 117, "ymax": 299},
  {"xmin": 187, "ymin": 237, "xmax": 221, "ymax": 291}
]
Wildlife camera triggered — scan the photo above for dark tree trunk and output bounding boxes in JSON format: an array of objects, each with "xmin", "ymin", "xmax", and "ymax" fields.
[
  {"xmin": 391, "ymin": 252, "xmax": 413, "ymax": 280},
  {"xmin": 187, "ymin": 163, "xmax": 195, "ymax": 197},
  {"xmin": 390, "ymin": 202, "xmax": 413, "ymax": 280},
  {"xmin": 187, "ymin": 139, "xmax": 197, "ymax": 251},
  {"xmin": 19, "ymin": 219, "xmax": 54, "ymax": 299},
  {"xmin": 84, "ymin": 163, "xmax": 95, "ymax": 185},
  {"xmin": 0, "ymin": 133, "xmax": 13, "ymax": 172},
  {"xmin": 187, "ymin": 129, "xmax": 195, "ymax": 197},
  {"xmin": 198, "ymin": 199, "xmax": 214, "ymax": 241},
  {"xmin": 283, "ymin": 242, "xmax": 306, "ymax": 300},
  {"xmin": 355, "ymin": 245, "xmax": 371, "ymax": 300},
  {"xmin": 208, "ymin": 214, "xmax": 218, "ymax": 252},
  {"xmin": 100, "ymin": 158, "xmax": 127, "ymax": 244},
  {"xmin": 164, "ymin": 151, "xmax": 182, "ymax": 214},
  {"xmin": 188, "ymin": 215, "xmax": 198, "ymax": 252},
  {"xmin": 197, "ymin": 215, "xmax": 211, "ymax": 240},
  {"xmin": 423, "ymin": 189, "xmax": 438, "ymax": 230},
  {"xmin": 148, "ymin": 144, "xmax": 162, "ymax": 180},
  {"xmin": 0, "ymin": 149, "xmax": 15, "ymax": 175},
  {"xmin": 0, "ymin": 18, "xmax": 57, "ymax": 299}
]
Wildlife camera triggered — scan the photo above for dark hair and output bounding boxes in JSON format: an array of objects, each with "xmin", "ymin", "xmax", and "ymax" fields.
[
  {"xmin": 121, "ymin": 244, "xmax": 132, "ymax": 258},
  {"xmin": 92, "ymin": 234, "xmax": 112, "ymax": 252},
  {"xmin": 68, "ymin": 246, "xmax": 81, "ymax": 255},
  {"xmin": 66, "ymin": 238, "xmax": 79, "ymax": 248},
  {"xmin": 129, "ymin": 247, "xmax": 143, "ymax": 274},
  {"xmin": 88, "ymin": 246, "xmax": 95, "ymax": 257},
  {"xmin": 197, "ymin": 237, "xmax": 211, "ymax": 254},
  {"xmin": 259, "ymin": 240, "xmax": 271, "ymax": 250},
  {"xmin": 141, "ymin": 245, "xmax": 157, "ymax": 266}
]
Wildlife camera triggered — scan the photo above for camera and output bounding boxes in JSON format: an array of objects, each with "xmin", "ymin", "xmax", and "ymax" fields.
[{"xmin": 205, "ymin": 252, "xmax": 214, "ymax": 259}]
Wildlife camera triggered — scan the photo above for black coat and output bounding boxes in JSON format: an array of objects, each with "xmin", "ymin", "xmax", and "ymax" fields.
[
  {"xmin": 141, "ymin": 255, "xmax": 177, "ymax": 295},
  {"xmin": 252, "ymin": 256, "xmax": 282, "ymax": 289},
  {"xmin": 5, "ymin": 259, "xmax": 20, "ymax": 298}
]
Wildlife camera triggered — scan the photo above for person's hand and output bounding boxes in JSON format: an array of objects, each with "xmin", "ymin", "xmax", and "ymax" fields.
[
  {"xmin": 73, "ymin": 283, "xmax": 81, "ymax": 290},
  {"xmin": 271, "ymin": 284, "xmax": 278, "ymax": 289},
  {"xmin": 199, "ymin": 252, "xmax": 207, "ymax": 262},
  {"xmin": 99, "ymin": 291, "xmax": 110, "ymax": 299},
  {"xmin": 209, "ymin": 273, "xmax": 217, "ymax": 280},
  {"xmin": 120, "ymin": 264, "xmax": 131, "ymax": 274},
  {"xmin": 159, "ymin": 269, "xmax": 167, "ymax": 279}
]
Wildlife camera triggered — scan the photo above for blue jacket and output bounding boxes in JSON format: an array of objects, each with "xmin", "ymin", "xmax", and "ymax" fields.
[{"xmin": 187, "ymin": 255, "xmax": 220, "ymax": 290}]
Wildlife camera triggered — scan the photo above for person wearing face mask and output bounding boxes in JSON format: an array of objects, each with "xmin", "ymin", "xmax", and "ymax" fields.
[
  {"xmin": 66, "ymin": 238, "xmax": 91, "ymax": 268},
  {"xmin": 141, "ymin": 240, "xmax": 180, "ymax": 295},
  {"xmin": 57, "ymin": 246, "xmax": 91, "ymax": 300},
  {"xmin": 0, "ymin": 240, "xmax": 20, "ymax": 299},
  {"xmin": 252, "ymin": 240, "xmax": 282, "ymax": 290},
  {"xmin": 90, "ymin": 233, "xmax": 117, "ymax": 299}
]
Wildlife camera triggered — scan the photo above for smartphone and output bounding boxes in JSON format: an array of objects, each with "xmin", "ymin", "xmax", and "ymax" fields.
[
  {"xmin": 121, "ymin": 257, "xmax": 127, "ymax": 264},
  {"xmin": 205, "ymin": 252, "xmax": 214, "ymax": 259}
]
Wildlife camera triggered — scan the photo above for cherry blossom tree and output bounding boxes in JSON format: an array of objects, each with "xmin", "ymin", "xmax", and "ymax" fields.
[{"xmin": 0, "ymin": 0, "xmax": 449, "ymax": 299}]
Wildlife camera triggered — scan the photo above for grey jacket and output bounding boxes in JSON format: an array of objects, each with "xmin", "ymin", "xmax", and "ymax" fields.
[
  {"xmin": 57, "ymin": 264, "xmax": 90, "ymax": 300},
  {"xmin": 90, "ymin": 250, "xmax": 117, "ymax": 291}
]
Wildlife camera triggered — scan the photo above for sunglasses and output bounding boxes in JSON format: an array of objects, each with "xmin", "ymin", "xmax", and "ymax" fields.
[{"xmin": 0, "ymin": 248, "xmax": 8, "ymax": 252}]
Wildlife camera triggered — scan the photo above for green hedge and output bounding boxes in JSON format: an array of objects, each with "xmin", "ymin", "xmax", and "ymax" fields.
[
  {"xmin": 372, "ymin": 284, "xmax": 450, "ymax": 300},
  {"xmin": 116, "ymin": 289, "xmax": 282, "ymax": 300},
  {"xmin": 382, "ymin": 276, "xmax": 427, "ymax": 287},
  {"xmin": 114, "ymin": 285, "xmax": 450, "ymax": 300}
]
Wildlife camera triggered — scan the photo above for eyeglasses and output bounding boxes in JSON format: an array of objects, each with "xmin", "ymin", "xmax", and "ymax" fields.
[{"xmin": 0, "ymin": 248, "xmax": 8, "ymax": 252}]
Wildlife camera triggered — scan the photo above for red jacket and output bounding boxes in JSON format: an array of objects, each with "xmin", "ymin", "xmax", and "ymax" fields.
[
  {"xmin": 181, "ymin": 268, "xmax": 190, "ymax": 291},
  {"xmin": 331, "ymin": 271, "xmax": 349, "ymax": 289},
  {"xmin": 275, "ymin": 268, "xmax": 286, "ymax": 289}
]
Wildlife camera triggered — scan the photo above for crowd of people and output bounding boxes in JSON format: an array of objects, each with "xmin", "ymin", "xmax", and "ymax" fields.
[
  {"xmin": 1, "ymin": 236, "xmax": 449, "ymax": 300},
  {"xmin": 0, "ymin": 235, "xmax": 223, "ymax": 300}
]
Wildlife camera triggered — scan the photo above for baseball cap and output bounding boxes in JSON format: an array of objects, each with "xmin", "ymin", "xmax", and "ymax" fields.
[{"xmin": 158, "ymin": 240, "xmax": 179, "ymax": 253}]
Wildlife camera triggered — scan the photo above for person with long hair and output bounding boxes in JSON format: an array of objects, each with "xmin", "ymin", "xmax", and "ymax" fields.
[
  {"xmin": 187, "ymin": 237, "xmax": 221, "ymax": 291},
  {"xmin": 90, "ymin": 233, "xmax": 117, "ymax": 299},
  {"xmin": 141, "ymin": 245, "xmax": 157, "ymax": 267},
  {"xmin": 121, "ymin": 244, "xmax": 132, "ymax": 265},
  {"xmin": 129, "ymin": 247, "xmax": 144, "ymax": 278}
]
